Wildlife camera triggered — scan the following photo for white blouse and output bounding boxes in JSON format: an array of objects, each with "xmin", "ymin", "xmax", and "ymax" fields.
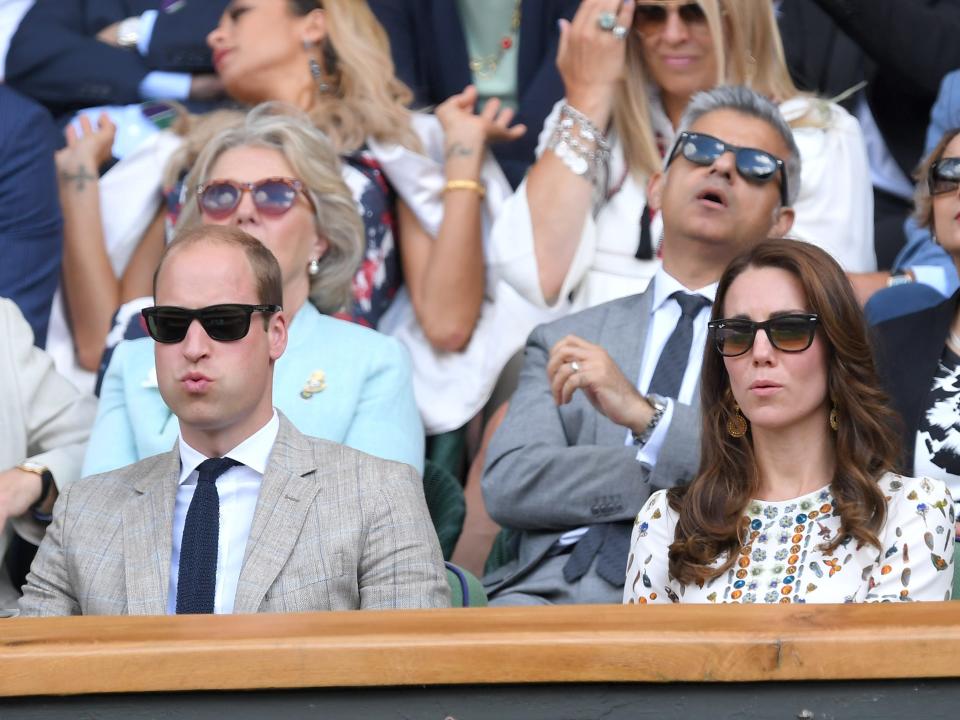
[
  {"xmin": 488, "ymin": 95, "xmax": 877, "ymax": 314},
  {"xmin": 624, "ymin": 473, "xmax": 954, "ymax": 605}
]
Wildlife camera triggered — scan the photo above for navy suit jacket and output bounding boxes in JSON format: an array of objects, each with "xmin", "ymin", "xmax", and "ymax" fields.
[
  {"xmin": 6, "ymin": 0, "xmax": 228, "ymax": 118},
  {"xmin": 779, "ymin": 0, "xmax": 960, "ymax": 179},
  {"xmin": 370, "ymin": 0, "xmax": 579, "ymax": 188},
  {"xmin": 0, "ymin": 87, "xmax": 62, "ymax": 347}
]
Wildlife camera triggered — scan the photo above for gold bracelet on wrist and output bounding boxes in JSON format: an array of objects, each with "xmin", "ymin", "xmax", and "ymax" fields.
[{"xmin": 443, "ymin": 179, "xmax": 486, "ymax": 198}]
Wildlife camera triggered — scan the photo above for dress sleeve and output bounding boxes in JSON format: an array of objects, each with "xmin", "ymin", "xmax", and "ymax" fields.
[
  {"xmin": 864, "ymin": 475, "xmax": 955, "ymax": 602},
  {"xmin": 486, "ymin": 98, "xmax": 605, "ymax": 310},
  {"xmin": 623, "ymin": 490, "xmax": 681, "ymax": 604}
]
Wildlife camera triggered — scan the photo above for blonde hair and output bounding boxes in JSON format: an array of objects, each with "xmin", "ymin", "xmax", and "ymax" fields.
[
  {"xmin": 289, "ymin": 0, "xmax": 422, "ymax": 153},
  {"xmin": 617, "ymin": 0, "xmax": 814, "ymax": 181},
  {"xmin": 175, "ymin": 104, "xmax": 363, "ymax": 315}
]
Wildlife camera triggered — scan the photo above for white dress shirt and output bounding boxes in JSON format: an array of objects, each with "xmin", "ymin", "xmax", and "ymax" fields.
[
  {"xmin": 166, "ymin": 411, "xmax": 280, "ymax": 615},
  {"xmin": 631, "ymin": 266, "xmax": 717, "ymax": 466}
]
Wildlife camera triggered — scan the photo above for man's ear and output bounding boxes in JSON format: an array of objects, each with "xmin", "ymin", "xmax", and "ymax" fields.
[
  {"xmin": 647, "ymin": 171, "xmax": 664, "ymax": 213},
  {"xmin": 769, "ymin": 206, "xmax": 795, "ymax": 238},
  {"xmin": 267, "ymin": 311, "xmax": 288, "ymax": 363}
]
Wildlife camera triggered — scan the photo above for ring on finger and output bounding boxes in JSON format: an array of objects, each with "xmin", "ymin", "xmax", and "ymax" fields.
[
  {"xmin": 612, "ymin": 24, "xmax": 628, "ymax": 40},
  {"xmin": 570, "ymin": 360, "xmax": 581, "ymax": 373},
  {"xmin": 597, "ymin": 11, "xmax": 617, "ymax": 31}
]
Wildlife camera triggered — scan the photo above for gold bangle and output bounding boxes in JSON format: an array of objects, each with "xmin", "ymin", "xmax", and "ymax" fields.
[{"xmin": 443, "ymin": 179, "xmax": 486, "ymax": 198}]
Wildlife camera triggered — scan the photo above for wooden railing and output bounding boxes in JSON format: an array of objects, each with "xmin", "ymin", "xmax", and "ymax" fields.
[{"xmin": 2, "ymin": 603, "xmax": 960, "ymax": 697}]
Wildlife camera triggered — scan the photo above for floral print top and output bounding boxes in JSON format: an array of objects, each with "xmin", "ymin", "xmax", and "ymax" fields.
[{"xmin": 624, "ymin": 473, "xmax": 954, "ymax": 605}]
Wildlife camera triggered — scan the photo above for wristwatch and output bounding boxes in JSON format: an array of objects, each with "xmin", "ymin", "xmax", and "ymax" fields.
[
  {"xmin": 887, "ymin": 271, "xmax": 914, "ymax": 288},
  {"xmin": 116, "ymin": 15, "xmax": 141, "ymax": 49},
  {"xmin": 17, "ymin": 461, "xmax": 54, "ymax": 519},
  {"xmin": 632, "ymin": 394, "xmax": 667, "ymax": 447}
]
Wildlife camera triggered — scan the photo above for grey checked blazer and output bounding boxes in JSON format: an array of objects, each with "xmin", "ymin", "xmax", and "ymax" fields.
[
  {"xmin": 19, "ymin": 414, "xmax": 449, "ymax": 615},
  {"xmin": 481, "ymin": 285, "xmax": 703, "ymax": 604}
]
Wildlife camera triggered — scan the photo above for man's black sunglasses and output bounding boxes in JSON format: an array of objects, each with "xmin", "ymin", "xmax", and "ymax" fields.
[
  {"xmin": 708, "ymin": 313, "xmax": 819, "ymax": 357},
  {"xmin": 667, "ymin": 131, "xmax": 789, "ymax": 206},
  {"xmin": 141, "ymin": 304, "xmax": 282, "ymax": 344},
  {"xmin": 929, "ymin": 157, "xmax": 960, "ymax": 196}
]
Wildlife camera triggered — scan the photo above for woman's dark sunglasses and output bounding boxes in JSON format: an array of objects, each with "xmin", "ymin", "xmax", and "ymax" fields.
[
  {"xmin": 197, "ymin": 177, "xmax": 312, "ymax": 219},
  {"xmin": 708, "ymin": 314, "xmax": 819, "ymax": 357},
  {"xmin": 667, "ymin": 131, "xmax": 789, "ymax": 206},
  {"xmin": 141, "ymin": 304, "xmax": 282, "ymax": 344},
  {"xmin": 634, "ymin": 2, "xmax": 707, "ymax": 33},
  {"xmin": 928, "ymin": 157, "xmax": 960, "ymax": 196}
]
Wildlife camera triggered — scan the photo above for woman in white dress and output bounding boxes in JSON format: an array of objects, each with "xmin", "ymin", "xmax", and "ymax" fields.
[
  {"xmin": 624, "ymin": 239, "xmax": 954, "ymax": 605},
  {"xmin": 489, "ymin": 0, "xmax": 875, "ymax": 313}
]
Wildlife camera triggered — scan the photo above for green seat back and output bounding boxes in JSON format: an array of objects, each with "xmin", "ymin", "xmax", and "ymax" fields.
[{"xmin": 422, "ymin": 459, "xmax": 466, "ymax": 560}]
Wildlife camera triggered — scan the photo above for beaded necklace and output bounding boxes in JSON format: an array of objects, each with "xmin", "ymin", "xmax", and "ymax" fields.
[{"xmin": 467, "ymin": 0, "xmax": 522, "ymax": 79}]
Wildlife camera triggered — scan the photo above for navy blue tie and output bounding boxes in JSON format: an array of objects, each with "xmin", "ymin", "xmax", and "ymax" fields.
[
  {"xmin": 563, "ymin": 291, "xmax": 711, "ymax": 587},
  {"xmin": 647, "ymin": 291, "xmax": 712, "ymax": 399},
  {"xmin": 176, "ymin": 457, "xmax": 241, "ymax": 614}
]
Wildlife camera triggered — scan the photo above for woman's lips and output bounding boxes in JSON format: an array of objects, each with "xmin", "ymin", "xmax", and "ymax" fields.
[
  {"xmin": 212, "ymin": 49, "xmax": 231, "ymax": 70},
  {"xmin": 749, "ymin": 381, "xmax": 782, "ymax": 397}
]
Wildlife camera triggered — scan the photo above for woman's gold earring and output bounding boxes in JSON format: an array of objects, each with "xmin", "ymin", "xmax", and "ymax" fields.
[
  {"xmin": 829, "ymin": 404, "xmax": 839, "ymax": 431},
  {"xmin": 727, "ymin": 403, "xmax": 748, "ymax": 438}
]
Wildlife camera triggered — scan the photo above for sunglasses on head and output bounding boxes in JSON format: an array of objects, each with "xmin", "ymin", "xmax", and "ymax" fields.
[
  {"xmin": 928, "ymin": 157, "xmax": 960, "ymax": 196},
  {"xmin": 667, "ymin": 131, "xmax": 789, "ymax": 206},
  {"xmin": 634, "ymin": 1, "xmax": 707, "ymax": 33},
  {"xmin": 708, "ymin": 314, "xmax": 819, "ymax": 357},
  {"xmin": 197, "ymin": 177, "xmax": 312, "ymax": 219},
  {"xmin": 141, "ymin": 304, "xmax": 282, "ymax": 344}
]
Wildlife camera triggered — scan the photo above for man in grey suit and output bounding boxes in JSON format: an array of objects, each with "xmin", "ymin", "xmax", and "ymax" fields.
[
  {"xmin": 482, "ymin": 86, "xmax": 800, "ymax": 605},
  {"xmin": 19, "ymin": 225, "xmax": 448, "ymax": 615}
]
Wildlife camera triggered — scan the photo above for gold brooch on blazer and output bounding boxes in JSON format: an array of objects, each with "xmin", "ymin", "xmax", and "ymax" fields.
[{"xmin": 301, "ymin": 370, "xmax": 327, "ymax": 399}]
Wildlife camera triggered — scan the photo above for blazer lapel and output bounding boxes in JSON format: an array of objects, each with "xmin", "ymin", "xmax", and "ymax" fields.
[
  {"xmin": 123, "ymin": 449, "xmax": 179, "ymax": 615},
  {"xmin": 595, "ymin": 288, "xmax": 655, "ymax": 446},
  {"xmin": 233, "ymin": 415, "xmax": 320, "ymax": 613}
]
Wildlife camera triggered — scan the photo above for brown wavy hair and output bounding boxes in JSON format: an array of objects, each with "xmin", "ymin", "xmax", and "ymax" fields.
[{"xmin": 666, "ymin": 239, "xmax": 900, "ymax": 585}]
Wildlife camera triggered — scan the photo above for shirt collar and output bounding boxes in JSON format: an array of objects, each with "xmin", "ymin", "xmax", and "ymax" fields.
[
  {"xmin": 177, "ymin": 410, "xmax": 280, "ymax": 485},
  {"xmin": 650, "ymin": 266, "xmax": 718, "ymax": 315}
]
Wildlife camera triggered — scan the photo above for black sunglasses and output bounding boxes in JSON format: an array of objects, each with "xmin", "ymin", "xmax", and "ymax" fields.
[
  {"xmin": 634, "ymin": 2, "xmax": 707, "ymax": 32},
  {"xmin": 667, "ymin": 131, "xmax": 789, "ymax": 206},
  {"xmin": 141, "ymin": 304, "xmax": 282, "ymax": 344},
  {"xmin": 929, "ymin": 157, "xmax": 960, "ymax": 196},
  {"xmin": 197, "ymin": 177, "xmax": 313, "ymax": 219},
  {"xmin": 708, "ymin": 314, "xmax": 819, "ymax": 357}
]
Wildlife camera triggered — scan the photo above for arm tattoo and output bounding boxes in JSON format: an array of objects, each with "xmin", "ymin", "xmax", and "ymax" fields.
[
  {"xmin": 59, "ymin": 165, "xmax": 96, "ymax": 192},
  {"xmin": 445, "ymin": 142, "xmax": 475, "ymax": 160}
]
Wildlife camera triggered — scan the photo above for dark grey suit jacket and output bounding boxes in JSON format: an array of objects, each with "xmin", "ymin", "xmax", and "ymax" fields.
[{"xmin": 481, "ymin": 286, "xmax": 703, "ymax": 604}]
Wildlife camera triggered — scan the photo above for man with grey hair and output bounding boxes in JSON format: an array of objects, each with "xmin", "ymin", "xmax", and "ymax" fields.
[{"xmin": 482, "ymin": 85, "xmax": 798, "ymax": 606}]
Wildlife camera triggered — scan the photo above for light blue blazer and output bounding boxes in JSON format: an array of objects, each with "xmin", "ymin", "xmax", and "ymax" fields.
[{"xmin": 82, "ymin": 303, "xmax": 425, "ymax": 476}]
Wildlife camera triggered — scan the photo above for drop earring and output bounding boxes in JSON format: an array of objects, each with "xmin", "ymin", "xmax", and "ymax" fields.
[
  {"xmin": 308, "ymin": 258, "xmax": 321, "ymax": 277},
  {"xmin": 303, "ymin": 39, "xmax": 331, "ymax": 94},
  {"xmin": 727, "ymin": 403, "xmax": 748, "ymax": 438}
]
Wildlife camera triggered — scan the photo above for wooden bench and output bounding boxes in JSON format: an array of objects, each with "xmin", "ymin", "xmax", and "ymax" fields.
[{"xmin": 2, "ymin": 603, "xmax": 959, "ymax": 718}]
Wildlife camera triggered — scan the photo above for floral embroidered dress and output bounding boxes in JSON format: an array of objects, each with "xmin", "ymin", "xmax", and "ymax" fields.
[{"xmin": 624, "ymin": 473, "xmax": 955, "ymax": 605}]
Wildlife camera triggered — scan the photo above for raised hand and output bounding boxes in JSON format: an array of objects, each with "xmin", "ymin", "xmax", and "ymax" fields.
[
  {"xmin": 547, "ymin": 333, "xmax": 655, "ymax": 434},
  {"xmin": 556, "ymin": 0, "xmax": 635, "ymax": 126},
  {"xmin": 55, "ymin": 112, "xmax": 117, "ymax": 182}
]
